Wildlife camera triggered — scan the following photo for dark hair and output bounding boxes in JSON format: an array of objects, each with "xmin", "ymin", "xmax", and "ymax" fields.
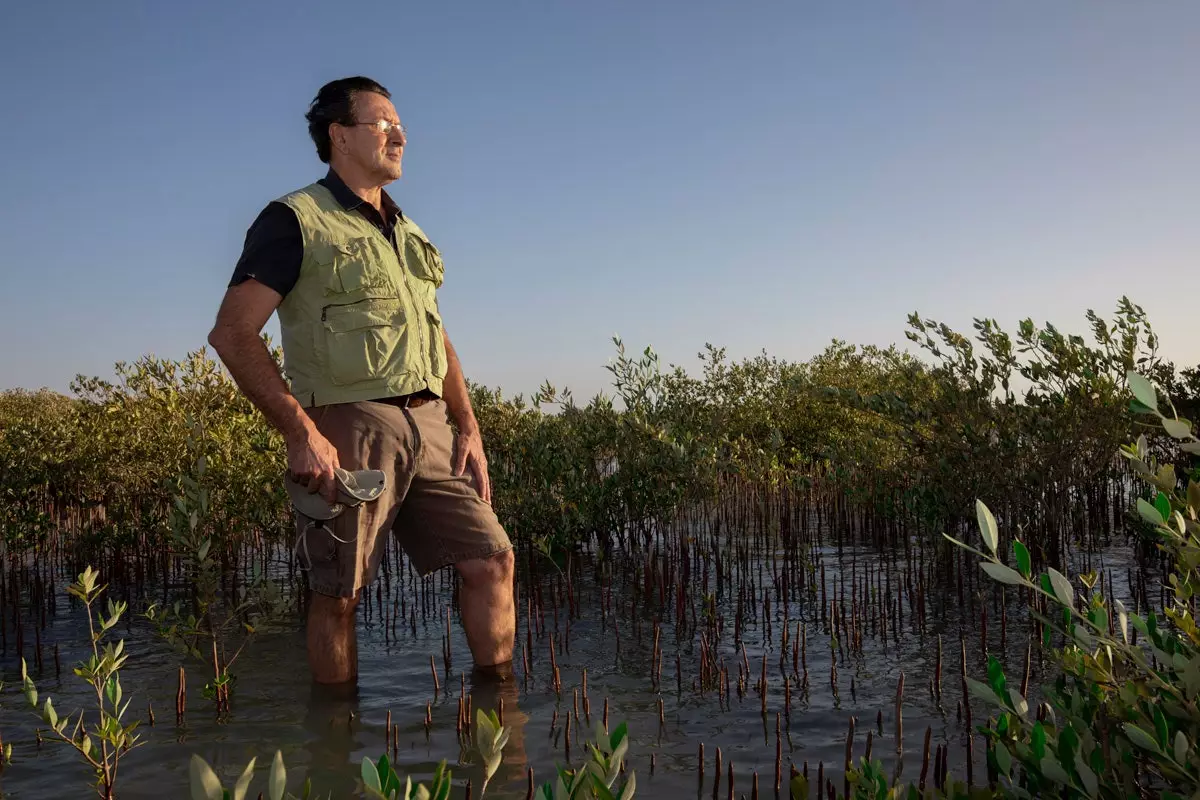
[{"xmin": 305, "ymin": 76, "xmax": 392, "ymax": 163}]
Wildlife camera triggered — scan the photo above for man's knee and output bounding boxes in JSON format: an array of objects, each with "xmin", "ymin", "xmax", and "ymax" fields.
[
  {"xmin": 309, "ymin": 589, "xmax": 360, "ymax": 620},
  {"xmin": 456, "ymin": 548, "xmax": 514, "ymax": 589}
]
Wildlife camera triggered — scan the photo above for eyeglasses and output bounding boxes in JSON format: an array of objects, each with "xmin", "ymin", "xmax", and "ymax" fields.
[{"xmin": 347, "ymin": 119, "xmax": 407, "ymax": 139}]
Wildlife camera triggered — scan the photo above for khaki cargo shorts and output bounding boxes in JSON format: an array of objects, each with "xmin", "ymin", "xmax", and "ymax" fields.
[{"xmin": 294, "ymin": 397, "xmax": 512, "ymax": 598}]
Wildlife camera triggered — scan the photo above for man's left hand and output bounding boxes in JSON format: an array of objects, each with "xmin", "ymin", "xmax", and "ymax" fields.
[{"xmin": 452, "ymin": 424, "xmax": 492, "ymax": 505}]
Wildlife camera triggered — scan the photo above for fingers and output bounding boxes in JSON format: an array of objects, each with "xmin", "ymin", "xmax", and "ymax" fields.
[
  {"xmin": 470, "ymin": 457, "xmax": 492, "ymax": 506},
  {"xmin": 289, "ymin": 433, "xmax": 341, "ymax": 504},
  {"xmin": 452, "ymin": 438, "xmax": 469, "ymax": 477}
]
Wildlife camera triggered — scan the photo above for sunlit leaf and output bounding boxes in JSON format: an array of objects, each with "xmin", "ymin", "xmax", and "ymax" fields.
[
  {"xmin": 1047, "ymin": 568, "xmax": 1075, "ymax": 612},
  {"xmin": 232, "ymin": 757, "xmax": 257, "ymax": 800},
  {"xmin": 189, "ymin": 754, "xmax": 224, "ymax": 800},
  {"xmin": 976, "ymin": 499, "xmax": 998, "ymax": 555},
  {"xmin": 1163, "ymin": 417, "xmax": 1192, "ymax": 440},
  {"xmin": 362, "ymin": 757, "xmax": 382, "ymax": 792},
  {"xmin": 1127, "ymin": 371, "xmax": 1158, "ymax": 412},
  {"xmin": 982, "ymin": 562, "xmax": 1024, "ymax": 586}
]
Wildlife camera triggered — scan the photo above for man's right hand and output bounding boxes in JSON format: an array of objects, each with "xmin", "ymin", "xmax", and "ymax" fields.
[{"xmin": 287, "ymin": 427, "xmax": 341, "ymax": 504}]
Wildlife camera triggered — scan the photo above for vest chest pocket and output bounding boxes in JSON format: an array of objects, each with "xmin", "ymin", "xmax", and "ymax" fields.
[
  {"xmin": 318, "ymin": 237, "xmax": 398, "ymax": 297},
  {"xmin": 402, "ymin": 229, "xmax": 445, "ymax": 287},
  {"xmin": 320, "ymin": 299, "xmax": 407, "ymax": 386}
]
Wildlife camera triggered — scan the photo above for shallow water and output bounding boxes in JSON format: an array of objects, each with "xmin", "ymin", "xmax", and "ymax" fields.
[{"xmin": 0, "ymin": 531, "xmax": 1156, "ymax": 799}]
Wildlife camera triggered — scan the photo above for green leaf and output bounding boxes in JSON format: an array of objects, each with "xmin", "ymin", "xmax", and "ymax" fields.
[
  {"xmin": 995, "ymin": 742, "xmax": 1012, "ymax": 776},
  {"xmin": 1156, "ymin": 491, "xmax": 1172, "ymax": 522},
  {"xmin": 1058, "ymin": 724, "xmax": 1079, "ymax": 765},
  {"xmin": 966, "ymin": 677, "xmax": 996, "ymax": 703},
  {"xmin": 1154, "ymin": 706, "xmax": 1169, "ymax": 749},
  {"xmin": 1163, "ymin": 417, "xmax": 1192, "ymax": 439},
  {"xmin": 1013, "ymin": 540, "xmax": 1031, "ymax": 578},
  {"xmin": 617, "ymin": 772, "xmax": 636, "ymax": 800},
  {"xmin": 1007, "ymin": 688, "xmax": 1029, "ymax": 719},
  {"xmin": 1138, "ymin": 497, "xmax": 1165, "ymax": 526},
  {"xmin": 1128, "ymin": 371, "xmax": 1158, "ymax": 412},
  {"xmin": 1032, "ymin": 722, "xmax": 1046, "ymax": 759},
  {"xmin": 976, "ymin": 500, "xmax": 998, "ymax": 555},
  {"xmin": 1174, "ymin": 730, "xmax": 1189, "ymax": 764},
  {"xmin": 1075, "ymin": 754, "xmax": 1098, "ymax": 797},
  {"xmin": 789, "ymin": 774, "xmax": 810, "ymax": 800},
  {"xmin": 986, "ymin": 656, "xmax": 1007, "ymax": 699},
  {"xmin": 232, "ymin": 757, "xmax": 257, "ymax": 800},
  {"xmin": 981, "ymin": 562, "xmax": 1025, "ymax": 586},
  {"xmin": 1047, "ymin": 568, "xmax": 1075, "ymax": 612},
  {"xmin": 1130, "ymin": 398, "xmax": 1155, "ymax": 415},
  {"xmin": 361, "ymin": 758, "xmax": 382, "ymax": 793},
  {"xmin": 1124, "ymin": 723, "xmax": 1161, "ymax": 753},
  {"xmin": 609, "ymin": 722, "xmax": 628, "ymax": 753},
  {"xmin": 189, "ymin": 754, "xmax": 224, "ymax": 800},
  {"xmin": 1040, "ymin": 755, "xmax": 1071, "ymax": 785},
  {"xmin": 268, "ymin": 750, "xmax": 286, "ymax": 800}
]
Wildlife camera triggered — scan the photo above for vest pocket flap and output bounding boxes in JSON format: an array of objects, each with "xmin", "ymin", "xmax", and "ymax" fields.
[
  {"xmin": 403, "ymin": 230, "xmax": 445, "ymax": 286},
  {"xmin": 319, "ymin": 237, "xmax": 398, "ymax": 295},
  {"xmin": 311, "ymin": 238, "xmax": 365, "ymax": 263},
  {"xmin": 322, "ymin": 300, "xmax": 404, "ymax": 334}
]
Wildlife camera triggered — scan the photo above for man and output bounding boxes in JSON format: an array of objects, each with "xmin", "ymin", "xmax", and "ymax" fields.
[{"xmin": 208, "ymin": 76, "xmax": 515, "ymax": 685}]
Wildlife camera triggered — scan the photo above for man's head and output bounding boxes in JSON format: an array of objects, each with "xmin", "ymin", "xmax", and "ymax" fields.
[{"xmin": 305, "ymin": 76, "xmax": 406, "ymax": 185}]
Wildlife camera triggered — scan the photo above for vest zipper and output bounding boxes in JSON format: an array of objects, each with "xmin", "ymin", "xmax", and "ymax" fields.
[{"xmin": 390, "ymin": 227, "xmax": 427, "ymax": 381}]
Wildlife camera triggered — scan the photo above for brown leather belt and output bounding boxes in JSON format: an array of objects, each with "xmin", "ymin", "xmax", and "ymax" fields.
[{"xmin": 371, "ymin": 389, "xmax": 438, "ymax": 410}]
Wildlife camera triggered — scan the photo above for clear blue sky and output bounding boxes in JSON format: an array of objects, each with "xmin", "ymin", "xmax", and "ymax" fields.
[{"xmin": 3, "ymin": 2, "xmax": 1198, "ymax": 401}]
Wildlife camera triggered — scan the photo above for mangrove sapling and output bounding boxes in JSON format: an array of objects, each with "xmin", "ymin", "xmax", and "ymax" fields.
[
  {"xmin": 189, "ymin": 709, "xmax": 512, "ymax": 800},
  {"xmin": 144, "ymin": 420, "xmax": 290, "ymax": 712},
  {"xmin": 536, "ymin": 720, "xmax": 635, "ymax": 799},
  {"xmin": 189, "ymin": 749, "xmax": 328, "ymax": 800},
  {"xmin": 20, "ymin": 566, "xmax": 142, "ymax": 799},
  {"xmin": 935, "ymin": 370, "xmax": 1200, "ymax": 798}
]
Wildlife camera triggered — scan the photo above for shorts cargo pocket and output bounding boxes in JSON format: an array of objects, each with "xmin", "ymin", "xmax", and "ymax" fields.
[{"xmin": 321, "ymin": 299, "xmax": 406, "ymax": 386}]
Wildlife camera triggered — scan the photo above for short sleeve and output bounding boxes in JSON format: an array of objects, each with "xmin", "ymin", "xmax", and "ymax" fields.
[{"xmin": 229, "ymin": 202, "xmax": 303, "ymax": 297}]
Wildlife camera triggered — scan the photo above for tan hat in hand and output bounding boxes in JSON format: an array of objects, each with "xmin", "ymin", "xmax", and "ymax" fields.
[{"xmin": 285, "ymin": 467, "xmax": 386, "ymax": 520}]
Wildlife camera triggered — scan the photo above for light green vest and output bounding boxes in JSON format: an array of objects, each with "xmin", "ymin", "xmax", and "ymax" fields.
[{"xmin": 275, "ymin": 182, "xmax": 448, "ymax": 407}]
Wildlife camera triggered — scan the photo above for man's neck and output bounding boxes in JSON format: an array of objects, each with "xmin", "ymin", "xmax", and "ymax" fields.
[{"xmin": 329, "ymin": 163, "xmax": 384, "ymax": 211}]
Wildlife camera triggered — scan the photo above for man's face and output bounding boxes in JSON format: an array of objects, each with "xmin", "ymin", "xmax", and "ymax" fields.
[{"xmin": 336, "ymin": 91, "xmax": 406, "ymax": 182}]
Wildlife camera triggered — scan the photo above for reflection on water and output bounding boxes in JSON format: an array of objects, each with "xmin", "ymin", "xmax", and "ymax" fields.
[{"xmin": 0, "ymin": 534, "xmax": 1160, "ymax": 799}]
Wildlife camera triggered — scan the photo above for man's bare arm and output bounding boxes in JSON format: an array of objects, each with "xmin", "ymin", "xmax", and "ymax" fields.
[
  {"xmin": 207, "ymin": 280, "xmax": 310, "ymax": 438},
  {"xmin": 441, "ymin": 329, "xmax": 491, "ymax": 504},
  {"xmin": 207, "ymin": 279, "xmax": 339, "ymax": 500},
  {"xmin": 440, "ymin": 329, "xmax": 479, "ymax": 435}
]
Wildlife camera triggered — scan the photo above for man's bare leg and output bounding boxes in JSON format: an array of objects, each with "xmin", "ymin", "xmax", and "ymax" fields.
[
  {"xmin": 307, "ymin": 590, "xmax": 361, "ymax": 684},
  {"xmin": 455, "ymin": 549, "xmax": 516, "ymax": 666}
]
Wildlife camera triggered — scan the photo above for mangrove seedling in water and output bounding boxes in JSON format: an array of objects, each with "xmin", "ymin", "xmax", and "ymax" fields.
[
  {"xmin": 537, "ymin": 720, "xmax": 636, "ymax": 799},
  {"xmin": 188, "ymin": 709, "xmax": 512, "ymax": 799},
  {"xmin": 189, "ymin": 749, "xmax": 324, "ymax": 800},
  {"xmin": 144, "ymin": 419, "xmax": 289, "ymax": 713},
  {"xmin": 20, "ymin": 565, "xmax": 142, "ymax": 799}
]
